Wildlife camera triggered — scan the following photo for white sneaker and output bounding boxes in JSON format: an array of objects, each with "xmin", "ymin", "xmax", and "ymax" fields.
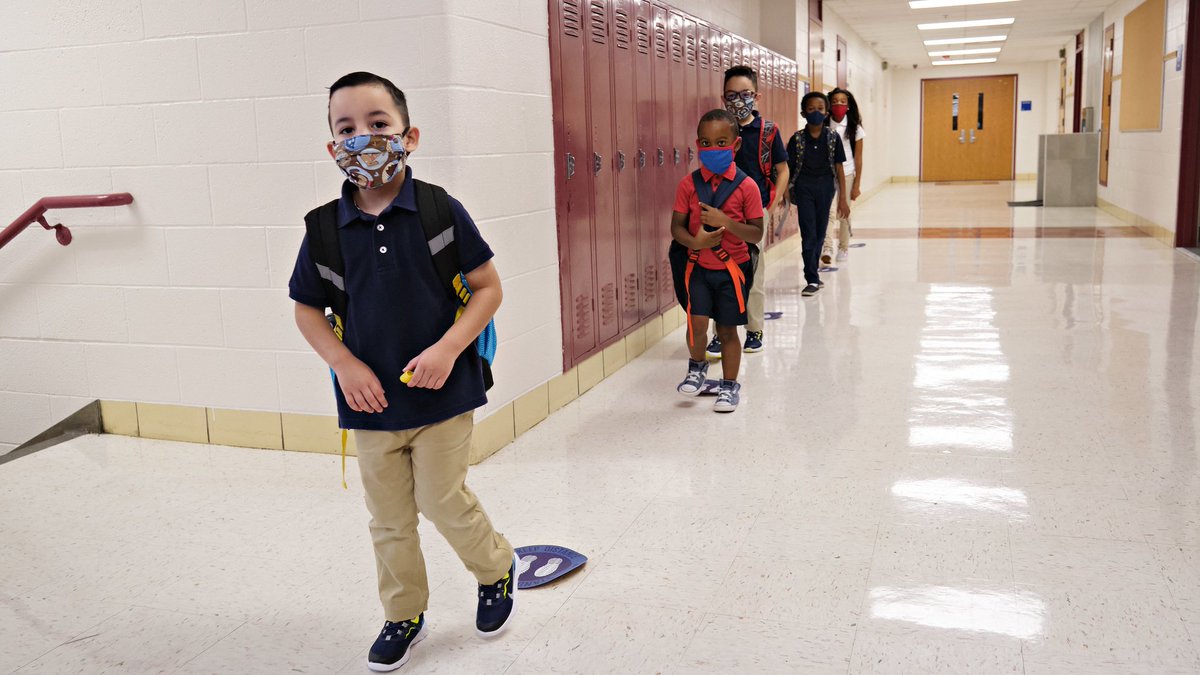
[{"xmin": 836, "ymin": 250, "xmax": 848, "ymax": 262}]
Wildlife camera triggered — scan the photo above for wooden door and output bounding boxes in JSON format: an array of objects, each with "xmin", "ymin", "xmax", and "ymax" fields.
[
  {"xmin": 809, "ymin": 19, "xmax": 823, "ymax": 93},
  {"xmin": 1073, "ymin": 31, "xmax": 1084, "ymax": 133},
  {"xmin": 921, "ymin": 75, "xmax": 1016, "ymax": 182},
  {"xmin": 1100, "ymin": 24, "xmax": 1115, "ymax": 186},
  {"xmin": 836, "ymin": 36, "xmax": 848, "ymax": 89}
]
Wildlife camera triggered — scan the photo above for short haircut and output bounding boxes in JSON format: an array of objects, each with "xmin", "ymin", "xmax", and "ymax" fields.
[
  {"xmin": 801, "ymin": 91, "xmax": 829, "ymax": 110},
  {"xmin": 697, "ymin": 108, "xmax": 740, "ymax": 136},
  {"xmin": 327, "ymin": 71, "xmax": 410, "ymax": 128},
  {"xmin": 723, "ymin": 65, "xmax": 758, "ymax": 90}
]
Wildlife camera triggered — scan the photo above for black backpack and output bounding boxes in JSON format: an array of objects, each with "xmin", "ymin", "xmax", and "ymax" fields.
[{"xmin": 303, "ymin": 179, "xmax": 494, "ymax": 390}]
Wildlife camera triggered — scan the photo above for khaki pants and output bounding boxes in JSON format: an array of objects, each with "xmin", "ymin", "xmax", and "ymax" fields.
[
  {"xmin": 746, "ymin": 231, "xmax": 767, "ymax": 334},
  {"xmin": 823, "ymin": 178, "xmax": 854, "ymax": 258},
  {"xmin": 355, "ymin": 412, "xmax": 514, "ymax": 621}
]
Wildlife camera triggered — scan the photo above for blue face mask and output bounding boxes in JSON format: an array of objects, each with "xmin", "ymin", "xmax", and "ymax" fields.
[
  {"xmin": 697, "ymin": 146, "xmax": 734, "ymax": 174},
  {"xmin": 806, "ymin": 110, "xmax": 827, "ymax": 126}
]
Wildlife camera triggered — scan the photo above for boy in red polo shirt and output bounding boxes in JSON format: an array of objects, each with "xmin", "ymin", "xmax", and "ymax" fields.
[{"xmin": 670, "ymin": 108, "xmax": 764, "ymax": 413}]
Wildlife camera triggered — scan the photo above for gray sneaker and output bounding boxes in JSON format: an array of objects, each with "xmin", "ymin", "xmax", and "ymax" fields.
[
  {"xmin": 678, "ymin": 360, "xmax": 708, "ymax": 397},
  {"xmin": 714, "ymin": 380, "xmax": 741, "ymax": 413}
]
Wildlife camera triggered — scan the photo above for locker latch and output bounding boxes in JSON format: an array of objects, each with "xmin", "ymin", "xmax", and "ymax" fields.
[
  {"xmin": 638, "ymin": 150, "xmax": 646, "ymax": 169},
  {"xmin": 687, "ymin": 147, "xmax": 695, "ymax": 164},
  {"xmin": 657, "ymin": 149, "xmax": 665, "ymax": 166},
  {"xmin": 593, "ymin": 153, "xmax": 602, "ymax": 175},
  {"xmin": 566, "ymin": 153, "xmax": 576, "ymax": 180},
  {"xmin": 618, "ymin": 151, "xmax": 626, "ymax": 172},
  {"xmin": 673, "ymin": 148, "xmax": 680, "ymax": 165}
]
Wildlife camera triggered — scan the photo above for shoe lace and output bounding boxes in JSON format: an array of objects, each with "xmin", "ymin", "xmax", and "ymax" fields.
[
  {"xmin": 381, "ymin": 617, "xmax": 419, "ymax": 641},
  {"xmin": 748, "ymin": 331, "xmax": 762, "ymax": 341},
  {"xmin": 716, "ymin": 388, "xmax": 735, "ymax": 405},
  {"xmin": 479, "ymin": 573, "xmax": 511, "ymax": 605}
]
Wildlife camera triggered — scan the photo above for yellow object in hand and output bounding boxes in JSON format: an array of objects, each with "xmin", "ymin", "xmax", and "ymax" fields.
[{"xmin": 400, "ymin": 371, "xmax": 413, "ymax": 384}]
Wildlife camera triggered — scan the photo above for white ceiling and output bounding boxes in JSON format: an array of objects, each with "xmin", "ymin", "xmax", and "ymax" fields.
[{"xmin": 823, "ymin": 0, "xmax": 1116, "ymax": 66}]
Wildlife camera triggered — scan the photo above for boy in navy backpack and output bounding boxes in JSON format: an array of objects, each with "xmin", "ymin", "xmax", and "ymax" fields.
[
  {"xmin": 289, "ymin": 72, "xmax": 516, "ymax": 672},
  {"xmin": 671, "ymin": 109, "xmax": 764, "ymax": 413}
]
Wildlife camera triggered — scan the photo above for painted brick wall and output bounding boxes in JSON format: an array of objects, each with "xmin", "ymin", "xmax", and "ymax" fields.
[{"xmin": 0, "ymin": 0, "xmax": 560, "ymax": 451}]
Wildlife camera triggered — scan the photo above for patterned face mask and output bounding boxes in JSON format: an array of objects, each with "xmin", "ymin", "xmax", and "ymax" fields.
[
  {"xmin": 332, "ymin": 132, "xmax": 409, "ymax": 189},
  {"xmin": 723, "ymin": 90, "xmax": 757, "ymax": 121}
]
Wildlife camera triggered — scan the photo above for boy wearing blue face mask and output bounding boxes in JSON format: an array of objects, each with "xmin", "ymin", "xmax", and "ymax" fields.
[
  {"xmin": 671, "ymin": 109, "xmax": 765, "ymax": 413},
  {"xmin": 787, "ymin": 92, "xmax": 850, "ymax": 297},
  {"xmin": 289, "ymin": 72, "xmax": 517, "ymax": 671}
]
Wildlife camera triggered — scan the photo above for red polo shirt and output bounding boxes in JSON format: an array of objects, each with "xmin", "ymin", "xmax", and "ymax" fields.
[{"xmin": 673, "ymin": 163, "xmax": 763, "ymax": 270}]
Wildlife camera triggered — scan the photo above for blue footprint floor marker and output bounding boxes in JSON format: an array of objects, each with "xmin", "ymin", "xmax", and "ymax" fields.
[
  {"xmin": 764, "ymin": 311, "xmax": 783, "ymax": 320},
  {"xmin": 514, "ymin": 545, "xmax": 588, "ymax": 589},
  {"xmin": 850, "ymin": 243, "xmax": 867, "ymax": 248},
  {"xmin": 819, "ymin": 266, "xmax": 839, "ymax": 273}
]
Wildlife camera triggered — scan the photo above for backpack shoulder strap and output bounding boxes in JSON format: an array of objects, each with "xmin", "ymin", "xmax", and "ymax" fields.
[
  {"xmin": 711, "ymin": 168, "xmax": 747, "ymax": 209},
  {"xmin": 412, "ymin": 178, "xmax": 461, "ymax": 302},
  {"xmin": 758, "ymin": 120, "xmax": 777, "ymax": 176},
  {"xmin": 303, "ymin": 199, "xmax": 347, "ymax": 334},
  {"xmin": 691, "ymin": 169, "xmax": 713, "ymax": 206}
]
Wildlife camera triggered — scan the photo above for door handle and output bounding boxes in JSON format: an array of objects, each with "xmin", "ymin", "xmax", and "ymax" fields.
[
  {"xmin": 969, "ymin": 129, "xmax": 976, "ymax": 144},
  {"xmin": 959, "ymin": 130, "xmax": 966, "ymax": 144},
  {"xmin": 566, "ymin": 153, "xmax": 576, "ymax": 179}
]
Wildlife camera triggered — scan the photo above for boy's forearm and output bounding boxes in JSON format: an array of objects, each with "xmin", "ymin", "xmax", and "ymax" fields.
[
  {"xmin": 725, "ymin": 218, "xmax": 763, "ymax": 243},
  {"xmin": 671, "ymin": 219, "xmax": 700, "ymax": 249},
  {"xmin": 437, "ymin": 285, "xmax": 501, "ymax": 353},
  {"xmin": 771, "ymin": 164, "xmax": 790, "ymax": 209},
  {"xmin": 295, "ymin": 303, "xmax": 356, "ymax": 371}
]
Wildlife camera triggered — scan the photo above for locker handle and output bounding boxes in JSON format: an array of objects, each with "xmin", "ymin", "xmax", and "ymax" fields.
[
  {"xmin": 673, "ymin": 148, "xmax": 681, "ymax": 165},
  {"xmin": 657, "ymin": 148, "xmax": 665, "ymax": 166},
  {"xmin": 593, "ymin": 152, "xmax": 602, "ymax": 176},
  {"xmin": 638, "ymin": 149, "xmax": 646, "ymax": 169},
  {"xmin": 618, "ymin": 151, "xmax": 626, "ymax": 172},
  {"xmin": 566, "ymin": 153, "xmax": 576, "ymax": 180}
]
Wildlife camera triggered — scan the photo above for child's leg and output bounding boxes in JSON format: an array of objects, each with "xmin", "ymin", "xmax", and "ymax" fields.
[
  {"xmin": 813, "ymin": 179, "xmax": 835, "ymax": 259},
  {"xmin": 410, "ymin": 412, "xmax": 514, "ymax": 585},
  {"xmin": 839, "ymin": 213, "xmax": 852, "ymax": 251},
  {"xmin": 688, "ymin": 314, "xmax": 711, "ymax": 361},
  {"xmin": 717, "ymin": 323, "xmax": 741, "ymax": 380},
  {"xmin": 746, "ymin": 249, "xmax": 766, "ymax": 334},
  {"xmin": 822, "ymin": 194, "xmax": 837, "ymax": 262},
  {"xmin": 795, "ymin": 182, "xmax": 821, "ymax": 284},
  {"xmin": 355, "ymin": 429, "xmax": 428, "ymax": 621}
]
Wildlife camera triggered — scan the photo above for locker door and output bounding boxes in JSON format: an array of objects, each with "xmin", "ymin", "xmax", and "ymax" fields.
[
  {"xmin": 610, "ymin": 0, "xmax": 642, "ymax": 332},
  {"xmin": 697, "ymin": 21, "xmax": 711, "ymax": 112},
  {"xmin": 683, "ymin": 15, "xmax": 698, "ymax": 167},
  {"xmin": 633, "ymin": 0, "xmax": 659, "ymax": 321},
  {"xmin": 656, "ymin": 3, "xmax": 678, "ymax": 310},
  {"xmin": 709, "ymin": 26, "xmax": 723, "ymax": 105},
  {"xmin": 550, "ymin": 0, "xmax": 597, "ymax": 368},
  {"xmin": 585, "ymin": 0, "xmax": 620, "ymax": 345}
]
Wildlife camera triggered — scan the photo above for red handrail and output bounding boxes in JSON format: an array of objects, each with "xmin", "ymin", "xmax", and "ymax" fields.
[{"xmin": 0, "ymin": 193, "xmax": 134, "ymax": 250}]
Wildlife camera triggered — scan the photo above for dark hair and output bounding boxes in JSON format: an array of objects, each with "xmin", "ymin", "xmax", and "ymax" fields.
[
  {"xmin": 826, "ymin": 88, "xmax": 862, "ymax": 144},
  {"xmin": 697, "ymin": 108, "xmax": 740, "ymax": 137},
  {"xmin": 327, "ymin": 71, "xmax": 410, "ymax": 128},
  {"xmin": 801, "ymin": 91, "xmax": 829, "ymax": 112},
  {"xmin": 723, "ymin": 65, "xmax": 758, "ymax": 90}
]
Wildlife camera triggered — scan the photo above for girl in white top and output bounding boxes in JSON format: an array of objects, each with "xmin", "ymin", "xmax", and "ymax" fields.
[{"xmin": 823, "ymin": 88, "xmax": 865, "ymax": 263}]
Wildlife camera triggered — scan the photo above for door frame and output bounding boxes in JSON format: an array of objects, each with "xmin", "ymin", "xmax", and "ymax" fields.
[
  {"xmin": 836, "ymin": 36, "xmax": 848, "ymax": 89},
  {"xmin": 1100, "ymin": 24, "xmax": 1115, "ymax": 186},
  {"xmin": 1073, "ymin": 31, "xmax": 1085, "ymax": 132},
  {"xmin": 918, "ymin": 73, "xmax": 1019, "ymax": 182},
  {"xmin": 1175, "ymin": 0, "xmax": 1200, "ymax": 248}
]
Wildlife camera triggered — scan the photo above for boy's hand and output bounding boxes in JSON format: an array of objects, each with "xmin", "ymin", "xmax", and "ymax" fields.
[
  {"xmin": 838, "ymin": 198, "xmax": 851, "ymax": 220},
  {"xmin": 694, "ymin": 226, "xmax": 725, "ymax": 249},
  {"xmin": 404, "ymin": 341, "xmax": 457, "ymax": 390},
  {"xmin": 333, "ymin": 357, "xmax": 388, "ymax": 413},
  {"xmin": 851, "ymin": 185, "xmax": 862, "ymax": 201},
  {"xmin": 698, "ymin": 203, "xmax": 732, "ymax": 230}
]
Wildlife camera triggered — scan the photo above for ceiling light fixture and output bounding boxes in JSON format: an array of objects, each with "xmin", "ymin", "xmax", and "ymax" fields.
[
  {"xmin": 931, "ymin": 57, "xmax": 1000, "ymax": 65},
  {"xmin": 924, "ymin": 35, "xmax": 1009, "ymax": 45},
  {"xmin": 910, "ymin": 0, "xmax": 1018, "ymax": 8},
  {"xmin": 928, "ymin": 47, "xmax": 1003, "ymax": 56},
  {"xmin": 918, "ymin": 18, "xmax": 1016, "ymax": 30}
]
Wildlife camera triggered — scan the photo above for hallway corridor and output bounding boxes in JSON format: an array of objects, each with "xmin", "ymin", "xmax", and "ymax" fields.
[{"xmin": 4, "ymin": 183, "xmax": 1200, "ymax": 673}]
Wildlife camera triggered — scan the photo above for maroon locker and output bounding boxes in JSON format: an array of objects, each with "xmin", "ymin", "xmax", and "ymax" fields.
[
  {"xmin": 697, "ymin": 20, "xmax": 710, "ymax": 110},
  {"xmin": 709, "ymin": 25, "xmax": 723, "ymax": 101},
  {"xmin": 550, "ymin": 0, "xmax": 598, "ymax": 368},
  {"xmin": 632, "ymin": 0, "xmax": 659, "ymax": 321},
  {"xmin": 610, "ymin": 0, "xmax": 642, "ymax": 332},
  {"xmin": 584, "ymin": 0, "xmax": 620, "ymax": 346},
  {"xmin": 683, "ymin": 15, "xmax": 698, "ymax": 167},
  {"xmin": 653, "ymin": 2, "xmax": 675, "ymax": 310}
]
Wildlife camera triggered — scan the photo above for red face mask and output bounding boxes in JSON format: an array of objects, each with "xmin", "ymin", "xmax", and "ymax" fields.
[{"xmin": 831, "ymin": 104, "xmax": 849, "ymax": 122}]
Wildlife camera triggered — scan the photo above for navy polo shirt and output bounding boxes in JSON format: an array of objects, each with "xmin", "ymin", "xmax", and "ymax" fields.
[
  {"xmin": 734, "ymin": 112, "xmax": 788, "ymax": 207},
  {"xmin": 289, "ymin": 169, "xmax": 493, "ymax": 431},
  {"xmin": 789, "ymin": 127, "xmax": 848, "ymax": 178}
]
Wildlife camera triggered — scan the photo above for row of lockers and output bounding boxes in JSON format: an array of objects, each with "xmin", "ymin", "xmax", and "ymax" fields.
[{"xmin": 550, "ymin": 0, "xmax": 802, "ymax": 369}]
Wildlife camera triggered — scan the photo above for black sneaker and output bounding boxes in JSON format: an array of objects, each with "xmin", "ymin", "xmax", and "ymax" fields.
[
  {"xmin": 743, "ymin": 331, "xmax": 764, "ymax": 353},
  {"xmin": 802, "ymin": 283, "xmax": 822, "ymax": 297},
  {"xmin": 476, "ymin": 554, "xmax": 518, "ymax": 638},
  {"xmin": 705, "ymin": 334, "xmax": 722, "ymax": 360},
  {"xmin": 368, "ymin": 614, "xmax": 427, "ymax": 672}
]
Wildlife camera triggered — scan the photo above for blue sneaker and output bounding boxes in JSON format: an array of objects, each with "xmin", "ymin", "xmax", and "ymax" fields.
[
  {"xmin": 477, "ymin": 554, "xmax": 518, "ymax": 638},
  {"xmin": 714, "ymin": 380, "xmax": 741, "ymax": 413},
  {"xmin": 743, "ymin": 331, "xmax": 764, "ymax": 353},
  {"xmin": 677, "ymin": 359, "xmax": 709, "ymax": 397},
  {"xmin": 368, "ymin": 614, "xmax": 427, "ymax": 672},
  {"xmin": 705, "ymin": 335, "xmax": 722, "ymax": 360}
]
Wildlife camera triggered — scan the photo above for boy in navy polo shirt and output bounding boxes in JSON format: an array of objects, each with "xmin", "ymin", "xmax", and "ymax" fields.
[
  {"xmin": 671, "ymin": 109, "xmax": 764, "ymax": 413},
  {"xmin": 289, "ymin": 72, "xmax": 516, "ymax": 671},
  {"xmin": 787, "ymin": 91, "xmax": 849, "ymax": 297},
  {"xmin": 706, "ymin": 66, "xmax": 789, "ymax": 357}
]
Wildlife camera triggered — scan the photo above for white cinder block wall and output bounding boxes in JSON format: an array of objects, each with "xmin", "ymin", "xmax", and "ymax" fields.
[
  {"xmin": 1097, "ymin": 0, "xmax": 1189, "ymax": 234},
  {"xmin": 0, "ymin": 0, "xmax": 562, "ymax": 450}
]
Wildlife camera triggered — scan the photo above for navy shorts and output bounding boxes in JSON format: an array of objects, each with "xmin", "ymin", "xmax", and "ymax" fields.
[{"xmin": 687, "ymin": 260, "xmax": 752, "ymax": 326}]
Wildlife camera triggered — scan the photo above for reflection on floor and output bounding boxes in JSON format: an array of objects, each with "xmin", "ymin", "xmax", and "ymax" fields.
[{"xmin": 3, "ymin": 182, "xmax": 1199, "ymax": 674}]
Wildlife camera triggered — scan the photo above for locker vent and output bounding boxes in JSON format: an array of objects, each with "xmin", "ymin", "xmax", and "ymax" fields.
[
  {"xmin": 624, "ymin": 273, "xmax": 639, "ymax": 313},
  {"xmin": 710, "ymin": 40, "xmax": 720, "ymax": 71},
  {"xmin": 644, "ymin": 265, "xmax": 657, "ymax": 305},
  {"xmin": 671, "ymin": 29, "xmax": 683, "ymax": 63},
  {"xmin": 601, "ymin": 282, "xmax": 617, "ymax": 326},
  {"xmin": 574, "ymin": 293, "xmax": 592, "ymax": 339},
  {"xmin": 698, "ymin": 35, "xmax": 709, "ymax": 70},
  {"xmin": 659, "ymin": 259, "xmax": 672, "ymax": 296},
  {"xmin": 589, "ymin": 1, "xmax": 607, "ymax": 44},
  {"xmin": 635, "ymin": 17, "xmax": 650, "ymax": 54},
  {"xmin": 654, "ymin": 20, "xmax": 668, "ymax": 59},
  {"xmin": 685, "ymin": 33, "xmax": 696, "ymax": 66},
  {"xmin": 563, "ymin": 0, "xmax": 582, "ymax": 37},
  {"xmin": 614, "ymin": 8, "xmax": 631, "ymax": 49}
]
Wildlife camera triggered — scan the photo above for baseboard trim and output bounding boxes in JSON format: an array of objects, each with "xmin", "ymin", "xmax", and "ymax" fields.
[{"xmin": 1097, "ymin": 198, "xmax": 1176, "ymax": 247}]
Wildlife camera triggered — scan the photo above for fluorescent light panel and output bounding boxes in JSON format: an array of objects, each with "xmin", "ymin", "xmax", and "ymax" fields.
[
  {"xmin": 931, "ymin": 57, "xmax": 999, "ymax": 65},
  {"xmin": 924, "ymin": 35, "xmax": 1008, "ymax": 45},
  {"xmin": 910, "ymin": 0, "xmax": 1018, "ymax": 8},
  {"xmin": 928, "ymin": 47, "xmax": 1003, "ymax": 56},
  {"xmin": 919, "ymin": 18, "xmax": 1016, "ymax": 30}
]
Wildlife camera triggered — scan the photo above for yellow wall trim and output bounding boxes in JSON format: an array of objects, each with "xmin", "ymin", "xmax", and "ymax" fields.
[{"xmin": 1098, "ymin": 197, "xmax": 1175, "ymax": 247}]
